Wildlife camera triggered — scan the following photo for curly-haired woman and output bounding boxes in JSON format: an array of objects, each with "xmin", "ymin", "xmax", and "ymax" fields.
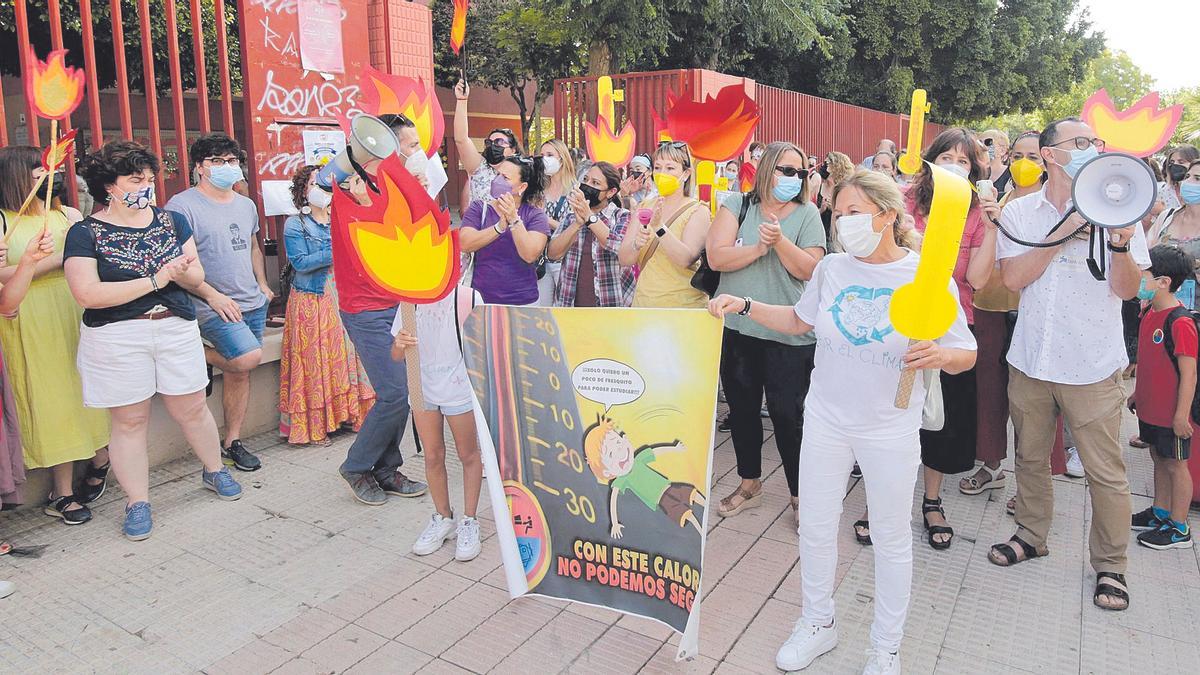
[{"xmin": 278, "ymin": 166, "xmax": 375, "ymax": 446}]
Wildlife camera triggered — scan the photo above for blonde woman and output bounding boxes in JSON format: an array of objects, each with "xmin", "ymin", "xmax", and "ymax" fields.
[
  {"xmin": 538, "ymin": 139, "xmax": 577, "ymax": 305},
  {"xmin": 618, "ymin": 141, "xmax": 711, "ymax": 308},
  {"xmin": 710, "ymin": 170, "xmax": 975, "ymax": 674}
]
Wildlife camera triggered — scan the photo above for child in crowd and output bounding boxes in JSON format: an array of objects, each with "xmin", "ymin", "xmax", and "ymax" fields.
[
  {"xmin": 1130, "ymin": 245, "xmax": 1197, "ymax": 550},
  {"xmin": 391, "ymin": 286, "xmax": 484, "ymax": 561}
]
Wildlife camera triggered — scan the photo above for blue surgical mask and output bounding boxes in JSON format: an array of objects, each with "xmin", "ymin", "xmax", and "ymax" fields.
[
  {"xmin": 1059, "ymin": 145, "xmax": 1099, "ymax": 179},
  {"xmin": 773, "ymin": 175, "xmax": 803, "ymax": 202},
  {"xmin": 1136, "ymin": 277, "xmax": 1157, "ymax": 302},
  {"xmin": 207, "ymin": 164, "xmax": 244, "ymax": 191},
  {"xmin": 1181, "ymin": 182, "xmax": 1200, "ymax": 205}
]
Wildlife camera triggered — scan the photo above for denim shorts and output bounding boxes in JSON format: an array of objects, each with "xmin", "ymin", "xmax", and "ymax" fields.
[
  {"xmin": 422, "ymin": 401, "xmax": 473, "ymax": 416},
  {"xmin": 200, "ymin": 302, "xmax": 268, "ymax": 360}
]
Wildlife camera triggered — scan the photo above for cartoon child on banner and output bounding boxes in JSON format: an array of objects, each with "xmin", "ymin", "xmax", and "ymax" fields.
[{"xmin": 583, "ymin": 416, "xmax": 706, "ymax": 538}]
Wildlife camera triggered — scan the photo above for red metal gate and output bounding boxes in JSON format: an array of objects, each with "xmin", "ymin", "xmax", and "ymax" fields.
[{"xmin": 2, "ymin": 0, "xmax": 244, "ymax": 205}]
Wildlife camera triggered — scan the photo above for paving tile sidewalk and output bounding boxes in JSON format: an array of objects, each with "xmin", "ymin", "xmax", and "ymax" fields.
[{"xmin": 2, "ymin": 405, "xmax": 1199, "ymax": 674}]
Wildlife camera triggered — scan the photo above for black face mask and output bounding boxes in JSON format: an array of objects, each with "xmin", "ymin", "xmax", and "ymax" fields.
[
  {"xmin": 484, "ymin": 143, "xmax": 507, "ymax": 166},
  {"xmin": 39, "ymin": 173, "xmax": 67, "ymax": 202},
  {"xmin": 579, "ymin": 183, "xmax": 603, "ymax": 207},
  {"xmin": 817, "ymin": 164, "xmax": 830, "ymax": 181},
  {"xmin": 1168, "ymin": 163, "xmax": 1188, "ymax": 183}
]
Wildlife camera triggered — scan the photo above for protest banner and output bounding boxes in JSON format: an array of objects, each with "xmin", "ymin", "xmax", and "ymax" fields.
[{"xmin": 463, "ymin": 306, "xmax": 722, "ymax": 659}]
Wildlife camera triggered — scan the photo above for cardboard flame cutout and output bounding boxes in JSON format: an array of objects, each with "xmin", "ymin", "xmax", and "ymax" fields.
[
  {"xmin": 41, "ymin": 129, "xmax": 78, "ymax": 171},
  {"xmin": 654, "ymin": 86, "xmax": 760, "ymax": 162},
  {"xmin": 357, "ymin": 67, "xmax": 445, "ymax": 158},
  {"xmin": 450, "ymin": 0, "xmax": 469, "ymax": 55},
  {"xmin": 25, "ymin": 49, "xmax": 85, "ymax": 120},
  {"xmin": 331, "ymin": 155, "xmax": 461, "ymax": 303},
  {"xmin": 1081, "ymin": 89, "xmax": 1183, "ymax": 157},
  {"xmin": 585, "ymin": 75, "xmax": 637, "ymax": 167}
]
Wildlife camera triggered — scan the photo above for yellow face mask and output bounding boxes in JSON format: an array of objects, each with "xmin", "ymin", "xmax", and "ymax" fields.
[
  {"xmin": 1009, "ymin": 158, "xmax": 1043, "ymax": 188},
  {"xmin": 653, "ymin": 172, "xmax": 682, "ymax": 197}
]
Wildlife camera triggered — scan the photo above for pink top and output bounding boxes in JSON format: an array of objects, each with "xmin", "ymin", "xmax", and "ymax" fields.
[{"xmin": 905, "ymin": 191, "xmax": 986, "ymax": 324}]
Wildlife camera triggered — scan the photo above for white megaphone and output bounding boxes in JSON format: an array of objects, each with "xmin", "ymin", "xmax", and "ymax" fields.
[
  {"xmin": 1072, "ymin": 152, "xmax": 1158, "ymax": 229},
  {"xmin": 316, "ymin": 114, "xmax": 400, "ymax": 189}
]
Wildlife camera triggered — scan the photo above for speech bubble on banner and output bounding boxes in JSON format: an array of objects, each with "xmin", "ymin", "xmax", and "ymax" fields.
[{"xmin": 571, "ymin": 358, "xmax": 645, "ymax": 413}]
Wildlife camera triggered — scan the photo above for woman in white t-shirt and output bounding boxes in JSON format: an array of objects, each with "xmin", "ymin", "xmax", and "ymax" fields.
[
  {"xmin": 391, "ymin": 286, "xmax": 483, "ymax": 562},
  {"xmin": 709, "ymin": 170, "xmax": 977, "ymax": 674}
]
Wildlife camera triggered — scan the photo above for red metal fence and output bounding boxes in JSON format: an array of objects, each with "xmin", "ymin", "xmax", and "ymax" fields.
[
  {"xmin": 2, "ymin": 0, "xmax": 243, "ymax": 204},
  {"xmin": 554, "ymin": 70, "xmax": 947, "ymax": 163}
]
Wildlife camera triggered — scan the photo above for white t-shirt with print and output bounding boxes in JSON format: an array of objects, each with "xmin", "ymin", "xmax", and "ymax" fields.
[
  {"xmin": 391, "ymin": 287, "xmax": 482, "ymax": 409},
  {"xmin": 794, "ymin": 251, "xmax": 977, "ymax": 440}
]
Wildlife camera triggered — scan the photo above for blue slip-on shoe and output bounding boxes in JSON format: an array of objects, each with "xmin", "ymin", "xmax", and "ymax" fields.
[
  {"xmin": 124, "ymin": 501, "xmax": 153, "ymax": 541},
  {"xmin": 202, "ymin": 467, "xmax": 243, "ymax": 501}
]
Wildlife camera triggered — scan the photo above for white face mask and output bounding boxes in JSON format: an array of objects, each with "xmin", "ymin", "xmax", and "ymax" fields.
[
  {"xmin": 542, "ymin": 155, "xmax": 562, "ymax": 176},
  {"xmin": 936, "ymin": 161, "xmax": 970, "ymax": 179},
  {"xmin": 306, "ymin": 186, "xmax": 332, "ymax": 209},
  {"xmin": 836, "ymin": 211, "xmax": 884, "ymax": 257}
]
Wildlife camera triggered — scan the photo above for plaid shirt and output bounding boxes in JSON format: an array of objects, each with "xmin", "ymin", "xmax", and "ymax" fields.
[{"xmin": 551, "ymin": 203, "xmax": 635, "ymax": 307}]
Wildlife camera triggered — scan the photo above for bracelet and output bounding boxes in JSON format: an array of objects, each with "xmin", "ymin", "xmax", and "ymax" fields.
[
  {"xmin": 738, "ymin": 297, "xmax": 752, "ymax": 316},
  {"xmin": 1107, "ymin": 241, "xmax": 1130, "ymax": 253},
  {"xmin": 149, "ymin": 275, "xmax": 159, "ymax": 292},
  {"xmin": 493, "ymin": 222, "xmax": 505, "ymax": 235}
]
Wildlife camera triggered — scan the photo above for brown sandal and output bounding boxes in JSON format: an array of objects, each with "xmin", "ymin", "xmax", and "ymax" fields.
[{"xmin": 717, "ymin": 485, "xmax": 762, "ymax": 517}]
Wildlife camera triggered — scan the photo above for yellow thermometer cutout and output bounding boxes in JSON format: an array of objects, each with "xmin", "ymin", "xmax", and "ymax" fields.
[
  {"xmin": 899, "ymin": 89, "xmax": 929, "ymax": 176},
  {"xmin": 890, "ymin": 162, "xmax": 971, "ymax": 407}
]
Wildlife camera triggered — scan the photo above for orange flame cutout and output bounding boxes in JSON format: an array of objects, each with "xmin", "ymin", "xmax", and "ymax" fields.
[
  {"xmin": 450, "ymin": 0, "xmax": 469, "ymax": 55},
  {"xmin": 1081, "ymin": 89, "xmax": 1183, "ymax": 157},
  {"xmin": 331, "ymin": 155, "xmax": 461, "ymax": 303},
  {"xmin": 585, "ymin": 119, "xmax": 637, "ymax": 168},
  {"xmin": 655, "ymin": 86, "xmax": 760, "ymax": 162},
  {"xmin": 41, "ymin": 129, "xmax": 78, "ymax": 171},
  {"xmin": 357, "ymin": 67, "xmax": 446, "ymax": 158},
  {"xmin": 25, "ymin": 49, "xmax": 85, "ymax": 121}
]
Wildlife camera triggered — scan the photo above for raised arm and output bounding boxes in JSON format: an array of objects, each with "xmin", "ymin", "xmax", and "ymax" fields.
[{"xmin": 453, "ymin": 80, "xmax": 484, "ymax": 176}]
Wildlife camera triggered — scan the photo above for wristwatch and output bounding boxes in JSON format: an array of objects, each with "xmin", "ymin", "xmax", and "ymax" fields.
[
  {"xmin": 655, "ymin": 226, "xmax": 667, "ymax": 238},
  {"xmin": 587, "ymin": 214, "xmax": 600, "ymax": 225},
  {"xmin": 1107, "ymin": 241, "xmax": 1130, "ymax": 253},
  {"xmin": 738, "ymin": 297, "xmax": 752, "ymax": 316}
]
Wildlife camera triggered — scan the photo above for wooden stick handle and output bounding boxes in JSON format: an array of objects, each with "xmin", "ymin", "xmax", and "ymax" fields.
[
  {"xmin": 42, "ymin": 121, "xmax": 58, "ymax": 234},
  {"xmin": 3, "ymin": 174, "xmax": 49, "ymax": 244},
  {"xmin": 894, "ymin": 338, "xmax": 918, "ymax": 409},
  {"xmin": 401, "ymin": 302, "xmax": 424, "ymax": 411}
]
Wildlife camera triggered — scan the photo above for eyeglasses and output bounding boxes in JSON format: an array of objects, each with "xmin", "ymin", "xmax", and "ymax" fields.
[
  {"xmin": 774, "ymin": 165, "xmax": 805, "ymax": 178},
  {"xmin": 1051, "ymin": 136, "xmax": 1105, "ymax": 152},
  {"xmin": 204, "ymin": 156, "xmax": 241, "ymax": 167}
]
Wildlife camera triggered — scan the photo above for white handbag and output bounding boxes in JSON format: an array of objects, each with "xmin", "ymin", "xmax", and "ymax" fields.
[{"xmin": 920, "ymin": 369, "xmax": 945, "ymax": 431}]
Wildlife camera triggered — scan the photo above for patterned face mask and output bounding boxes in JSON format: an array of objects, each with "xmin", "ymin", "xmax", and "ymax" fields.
[{"xmin": 113, "ymin": 185, "xmax": 155, "ymax": 210}]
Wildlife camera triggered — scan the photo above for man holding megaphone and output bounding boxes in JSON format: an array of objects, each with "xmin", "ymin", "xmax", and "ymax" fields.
[{"xmin": 989, "ymin": 117, "xmax": 1151, "ymax": 613}]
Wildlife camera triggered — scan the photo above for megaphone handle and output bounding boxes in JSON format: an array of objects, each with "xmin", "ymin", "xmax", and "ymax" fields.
[
  {"xmin": 346, "ymin": 144, "xmax": 380, "ymax": 194},
  {"xmin": 894, "ymin": 339, "xmax": 918, "ymax": 409}
]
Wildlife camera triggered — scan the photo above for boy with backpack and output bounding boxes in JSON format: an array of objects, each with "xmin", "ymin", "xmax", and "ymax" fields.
[{"xmin": 1129, "ymin": 245, "xmax": 1197, "ymax": 550}]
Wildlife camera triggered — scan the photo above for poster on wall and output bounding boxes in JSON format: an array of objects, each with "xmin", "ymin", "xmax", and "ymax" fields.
[
  {"xmin": 463, "ymin": 306, "xmax": 722, "ymax": 659},
  {"xmin": 297, "ymin": 0, "xmax": 346, "ymax": 74},
  {"xmin": 302, "ymin": 129, "xmax": 346, "ymax": 166}
]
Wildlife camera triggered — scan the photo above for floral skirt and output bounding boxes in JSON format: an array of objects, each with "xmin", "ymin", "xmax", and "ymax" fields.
[{"xmin": 278, "ymin": 278, "xmax": 375, "ymax": 444}]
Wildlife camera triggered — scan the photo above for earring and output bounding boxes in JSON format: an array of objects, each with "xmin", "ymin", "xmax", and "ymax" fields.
[{"xmin": 301, "ymin": 205, "xmax": 312, "ymax": 215}]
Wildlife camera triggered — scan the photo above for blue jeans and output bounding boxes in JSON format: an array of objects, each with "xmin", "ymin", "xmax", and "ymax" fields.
[{"xmin": 339, "ymin": 307, "xmax": 409, "ymax": 478}]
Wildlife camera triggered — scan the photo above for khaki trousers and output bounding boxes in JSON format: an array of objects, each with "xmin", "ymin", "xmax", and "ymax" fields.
[{"xmin": 1008, "ymin": 367, "xmax": 1130, "ymax": 574}]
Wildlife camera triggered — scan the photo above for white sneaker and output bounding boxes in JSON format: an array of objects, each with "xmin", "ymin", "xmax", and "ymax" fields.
[
  {"xmin": 1065, "ymin": 447, "xmax": 1085, "ymax": 478},
  {"xmin": 862, "ymin": 647, "xmax": 901, "ymax": 675},
  {"xmin": 0, "ymin": 579, "xmax": 14, "ymax": 599},
  {"xmin": 412, "ymin": 511, "xmax": 456, "ymax": 555},
  {"xmin": 455, "ymin": 516, "xmax": 482, "ymax": 562},
  {"xmin": 776, "ymin": 618, "xmax": 838, "ymax": 671}
]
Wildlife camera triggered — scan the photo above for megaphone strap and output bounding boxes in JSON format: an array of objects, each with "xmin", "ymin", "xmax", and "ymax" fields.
[
  {"xmin": 345, "ymin": 143, "xmax": 380, "ymax": 195},
  {"xmin": 992, "ymin": 208, "xmax": 1089, "ymax": 249}
]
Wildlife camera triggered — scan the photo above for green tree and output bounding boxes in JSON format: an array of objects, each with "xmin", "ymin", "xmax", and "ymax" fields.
[
  {"xmin": 0, "ymin": 0, "xmax": 241, "ymax": 96},
  {"xmin": 1168, "ymin": 88, "xmax": 1200, "ymax": 147},
  {"xmin": 562, "ymin": 0, "xmax": 669, "ymax": 75},
  {"xmin": 431, "ymin": 0, "xmax": 584, "ymax": 145}
]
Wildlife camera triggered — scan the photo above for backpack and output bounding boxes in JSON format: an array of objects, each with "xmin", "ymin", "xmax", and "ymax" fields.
[
  {"xmin": 1161, "ymin": 305, "xmax": 1200, "ymax": 424},
  {"xmin": 690, "ymin": 192, "xmax": 751, "ymax": 297}
]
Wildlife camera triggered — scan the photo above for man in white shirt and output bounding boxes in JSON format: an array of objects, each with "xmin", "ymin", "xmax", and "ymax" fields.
[{"xmin": 990, "ymin": 118, "xmax": 1149, "ymax": 612}]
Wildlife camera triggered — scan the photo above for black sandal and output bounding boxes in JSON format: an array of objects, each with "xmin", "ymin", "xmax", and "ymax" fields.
[
  {"xmin": 1094, "ymin": 572, "xmax": 1130, "ymax": 611},
  {"xmin": 43, "ymin": 495, "xmax": 93, "ymax": 525},
  {"xmin": 922, "ymin": 496, "xmax": 953, "ymax": 550},
  {"xmin": 78, "ymin": 461, "xmax": 110, "ymax": 504},
  {"xmin": 853, "ymin": 519, "xmax": 872, "ymax": 546},
  {"xmin": 988, "ymin": 535, "xmax": 1047, "ymax": 567}
]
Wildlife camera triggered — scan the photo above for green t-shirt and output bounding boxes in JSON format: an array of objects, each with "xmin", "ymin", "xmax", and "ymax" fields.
[
  {"xmin": 610, "ymin": 449, "xmax": 670, "ymax": 511},
  {"xmin": 716, "ymin": 194, "xmax": 826, "ymax": 346}
]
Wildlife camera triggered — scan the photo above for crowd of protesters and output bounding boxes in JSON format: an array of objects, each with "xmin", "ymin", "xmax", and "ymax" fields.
[{"xmin": 1, "ymin": 82, "xmax": 1196, "ymax": 675}]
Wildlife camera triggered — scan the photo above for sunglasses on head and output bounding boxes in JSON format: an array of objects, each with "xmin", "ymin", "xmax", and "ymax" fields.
[
  {"xmin": 658, "ymin": 141, "xmax": 688, "ymax": 151},
  {"xmin": 774, "ymin": 165, "xmax": 805, "ymax": 178},
  {"xmin": 486, "ymin": 137, "xmax": 513, "ymax": 149}
]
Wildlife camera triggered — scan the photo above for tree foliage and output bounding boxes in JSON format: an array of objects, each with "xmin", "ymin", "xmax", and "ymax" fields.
[{"xmin": 0, "ymin": 0, "xmax": 241, "ymax": 96}]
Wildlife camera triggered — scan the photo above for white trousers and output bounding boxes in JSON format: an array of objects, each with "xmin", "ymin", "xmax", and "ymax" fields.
[{"xmin": 797, "ymin": 415, "xmax": 921, "ymax": 652}]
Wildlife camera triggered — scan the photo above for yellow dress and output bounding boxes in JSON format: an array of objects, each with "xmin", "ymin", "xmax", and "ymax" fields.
[
  {"xmin": 631, "ymin": 198, "xmax": 709, "ymax": 309},
  {"xmin": 0, "ymin": 209, "xmax": 109, "ymax": 468}
]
